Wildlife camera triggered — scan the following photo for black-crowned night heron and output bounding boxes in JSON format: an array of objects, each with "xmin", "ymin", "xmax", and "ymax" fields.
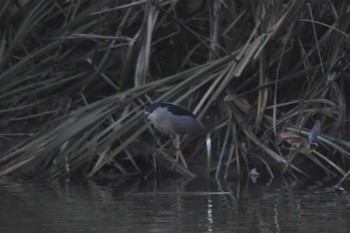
[
  {"xmin": 278, "ymin": 120, "xmax": 320, "ymax": 155},
  {"xmin": 144, "ymin": 102, "xmax": 204, "ymax": 163}
]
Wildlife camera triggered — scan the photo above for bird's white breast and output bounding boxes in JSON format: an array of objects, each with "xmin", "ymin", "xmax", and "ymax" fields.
[{"xmin": 148, "ymin": 107, "xmax": 174, "ymax": 135}]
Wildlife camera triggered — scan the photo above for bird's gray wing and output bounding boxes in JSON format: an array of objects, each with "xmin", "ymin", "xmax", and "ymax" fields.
[
  {"xmin": 171, "ymin": 115, "xmax": 204, "ymax": 135},
  {"xmin": 309, "ymin": 120, "xmax": 320, "ymax": 144}
]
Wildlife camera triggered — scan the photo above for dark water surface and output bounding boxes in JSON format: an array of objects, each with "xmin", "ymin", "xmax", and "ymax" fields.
[{"xmin": 0, "ymin": 177, "xmax": 349, "ymax": 233}]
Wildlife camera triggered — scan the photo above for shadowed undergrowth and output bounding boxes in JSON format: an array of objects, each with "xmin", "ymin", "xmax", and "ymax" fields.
[{"xmin": 0, "ymin": 0, "xmax": 350, "ymax": 184}]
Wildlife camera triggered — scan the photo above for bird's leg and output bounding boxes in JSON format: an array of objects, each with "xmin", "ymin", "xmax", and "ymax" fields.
[
  {"xmin": 281, "ymin": 145, "xmax": 297, "ymax": 151},
  {"xmin": 172, "ymin": 135, "xmax": 188, "ymax": 169},
  {"xmin": 174, "ymin": 135, "xmax": 181, "ymax": 165}
]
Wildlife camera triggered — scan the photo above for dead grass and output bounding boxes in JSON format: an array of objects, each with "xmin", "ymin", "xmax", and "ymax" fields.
[{"xmin": 0, "ymin": 0, "xmax": 349, "ymax": 183}]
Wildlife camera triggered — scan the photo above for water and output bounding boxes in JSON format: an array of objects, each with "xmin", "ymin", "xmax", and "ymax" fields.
[{"xmin": 0, "ymin": 177, "xmax": 349, "ymax": 233}]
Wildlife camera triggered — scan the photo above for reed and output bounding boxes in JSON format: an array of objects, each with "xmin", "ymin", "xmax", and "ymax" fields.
[{"xmin": 0, "ymin": 0, "xmax": 349, "ymax": 182}]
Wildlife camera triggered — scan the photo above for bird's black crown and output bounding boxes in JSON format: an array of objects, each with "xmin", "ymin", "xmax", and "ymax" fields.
[{"xmin": 145, "ymin": 102, "xmax": 197, "ymax": 118}]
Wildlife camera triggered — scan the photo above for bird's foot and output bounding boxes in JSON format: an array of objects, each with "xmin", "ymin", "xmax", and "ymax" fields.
[{"xmin": 171, "ymin": 150, "xmax": 181, "ymax": 169}]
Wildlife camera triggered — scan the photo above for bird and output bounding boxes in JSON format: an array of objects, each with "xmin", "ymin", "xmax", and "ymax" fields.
[
  {"xmin": 145, "ymin": 102, "xmax": 204, "ymax": 135},
  {"xmin": 144, "ymin": 102, "xmax": 204, "ymax": 164},
  {"xmin": 277, "ymin": 120, "xmax": 320, "ymax": 155}
]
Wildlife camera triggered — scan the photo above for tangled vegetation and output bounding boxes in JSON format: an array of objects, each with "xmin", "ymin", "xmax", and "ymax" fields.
[{"xmin": 0, "ymin": 0, "xmax": 350, "ymax": 183}]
